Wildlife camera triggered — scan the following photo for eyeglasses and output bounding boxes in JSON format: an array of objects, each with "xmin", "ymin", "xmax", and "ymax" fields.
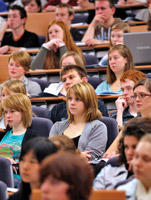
[{"xmin": 131, "ymin": 93, "xmax": 151, "ymax": 100}]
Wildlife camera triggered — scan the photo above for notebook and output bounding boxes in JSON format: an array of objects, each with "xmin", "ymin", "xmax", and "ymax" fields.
[{"xmin": 124, "ymin": 32, "xmax": 151, "ymax": 65}]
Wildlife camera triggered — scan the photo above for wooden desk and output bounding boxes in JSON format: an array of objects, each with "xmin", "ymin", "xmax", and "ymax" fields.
[
  {"xmin": 0, "ymin": 54, "xmax": 9, "ymax": 83},
  {"xmin": 116, "ymin": 3, "xmax": 147, "ymax": 9},
  {"xmin": 130, "ymin": 25, "xmax": 148, "ymax": 32},
  {"xmin": 25, "ymin": 12, "xmax": 55, "ymax": 36}
]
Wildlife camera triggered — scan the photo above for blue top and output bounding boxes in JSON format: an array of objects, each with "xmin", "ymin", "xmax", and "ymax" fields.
[
  {"xmin": 95, "ymin": 80, "xmax": 122, "ymax": 95},
  {"xmin": 0, "ymin": 129, "xmax": 25, "ymax": 162}
]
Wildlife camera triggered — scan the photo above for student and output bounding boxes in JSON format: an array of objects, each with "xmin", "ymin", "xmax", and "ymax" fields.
[
  {"xmin": 95, "ymin": 44, "xmax": 134, "ymax": 95},
  {"xmin": 8, "ymin": 51, "xmax": 41, "ymax": 96},
  {"xmin": 82, "ymin": 0, "xmax": 123, "ymax": 46},
  {"xmin": 8, "ymin": 137, "xmax": 58, "ymax": 200},
  {"xmin": 23, "ymin": 0, "xmax": 42, "ymax": 13},
  {"xmin": 0, "ymin": 5, "xmax": 40, "ymax": 54},
  {"xmin": 48, "ymin": 65, "xmax": 108, "ymax": 123},
  {"xmin": 0, "ymin": 94, "xmax": 38, "ymax": 185},
  {"xmin": 40, "ymin": 152, "xmax": 93, "ymax": 200},
  {"xmin": 99, "ymin": 22, "xmax": 130, "ymax": 67},
  {"xmin": 110, "ymin": 70, "xmax": 147, "ymax": 126},
  {"xmin": 0, "ymin": 79, "xmax": 27, "ymax": 129},
  {"xmin": 50, "ymin": 82, "xmax": 107, "ymax": 161},
  {"xmin": 93, "ymin": 117, "xmax": 151, "ymax": 190},
  {"xmin": 43, "ymin": 51, "xmax": 85, "ymax": 96},
  {"xmin": 55, "ymin": 3, "xmax": 83, "ymax": 41},
  {"xmin": 132, "ymin": 78, "xmax": 151, "ymax": 119},
  {"xmin": 31, "ymin": 20, "xmax": 84, "ymax": 70},
  {"xmin": 117, "ymin": 134, "xmax": 151, "ymax": 199}
]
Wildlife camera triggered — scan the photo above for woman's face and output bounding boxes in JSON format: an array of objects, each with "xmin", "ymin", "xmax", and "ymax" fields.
[
  {"xmin": 61, "ymin": 56, "xmax": 76, "ymax": 68},
  {"xmin": 4, "ymin": 107, "xmax": 23, "ymax": 128},
  {"xmin": 48, "ymin": 24, "xmax": 64, "ymax": 41},
  {"xmin": 108, "ymin": 50, "xmax": 127, "ymax": 75},
  {"xmin": 19, "ymin": 151, "xmax": 40, "ymax": 187},
  {"xmin": 8, "ymin": 58, "xmax": 25, "ymax": 81},
  {"xmin": 110, "ymin": 29, "xmax": 124, "ymax": 46},
  {"xmin": 124, "ymin": 135, "xmax": 139, "ymax": 165},
  {"xmin": 41, "ymin": 176, "xmax": 70, "ymax": 200},
  {"xmin": 68, "ymin": 92, "xmax": 86, "ymax": 118},
  {"xmin": 133, "ymin": 141, "xmax": 151, "ymax": 187},
  {"xmin": 1, "ymin": 89, "xmax": 15, "ymax": 104},
  {"xmin": 24, "ymin": 0, "xmax": 40, "ymax": 13},
  {"xmin": 133, "ymin": 85, "xmax": 151, "ymax": 115}
]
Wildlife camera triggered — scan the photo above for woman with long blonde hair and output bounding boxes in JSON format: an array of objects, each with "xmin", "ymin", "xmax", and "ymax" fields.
[{"xmin": 31, "ymin": 20, "xmax": 84, "ymax": 70}]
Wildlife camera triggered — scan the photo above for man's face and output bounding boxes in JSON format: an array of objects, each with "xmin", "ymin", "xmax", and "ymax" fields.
[
  {"xmin": 61, "ymin": 69, "xmax": 84, "ymax": 91},
  {"xmin": 8, "ymin": 9, "xmax": 25, "ymax": 30},
  {"xmin": 56, "ymin": 7, "xmax": 72, "ymax": 26},
  {"xmin": 95, "ymin": 1, "xmax": 115, "ymax": 22},
  {"xmin": 121, "ymin": 79, "xmax": 135, "ymax": 105}
]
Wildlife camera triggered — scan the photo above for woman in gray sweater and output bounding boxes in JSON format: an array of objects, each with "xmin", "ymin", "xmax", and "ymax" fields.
[{"xmin": 49, "ymin": 82, "xmax": 107, "ymax": 162}]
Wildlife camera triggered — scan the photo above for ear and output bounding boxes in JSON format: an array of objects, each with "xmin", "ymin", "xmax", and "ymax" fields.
[
  {"xmin": 22, "ymin": 18, "xmax": 27, "ymax": 26},
  {"xmin": 69, "ymin": 14, "xmax": 74, "ymax": 21},
  {"xmin": 111, "ymin": 7, "xmax": 115, "ymax": 15},
  {"xmin": 82, "ymin": 77, "xmax": 88, "ymax": 83}
]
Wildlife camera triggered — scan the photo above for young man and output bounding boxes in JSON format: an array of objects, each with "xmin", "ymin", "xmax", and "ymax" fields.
[
  {"xmin": 110, "ymin": 70, "xmax": 147, "ymax": 127},
  {"xmin": 0, "ymin": 5, "xmax": 40, "ymax": 54},
  {"xmin": 55, "ymin": 3, "xmax": 83, "ymax": 41},
  {"xmin": 82, "ymin": 0, "xmax": 123, "ymax": 46},
  {"xmin": 48, "ymin": 65, "xmax": 108, "ymax": 123}
]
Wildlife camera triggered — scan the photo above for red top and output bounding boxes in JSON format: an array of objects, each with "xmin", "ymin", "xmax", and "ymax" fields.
[{"xmin": 44, "ymin": 0, "xmax": 77, "ymax": 8}]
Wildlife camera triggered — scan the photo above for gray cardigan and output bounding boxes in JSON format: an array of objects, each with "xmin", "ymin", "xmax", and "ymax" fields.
[
  {"xmin": 30, "ymin": 45, "xmax": 67, "ymax": 70},
  {"xmin": 23, "ymin": 76, "xmax": 41, "ymax": 96},
  {"xmin": 49, "ymin": 119, "xmax": 107, "ymax": 161}
]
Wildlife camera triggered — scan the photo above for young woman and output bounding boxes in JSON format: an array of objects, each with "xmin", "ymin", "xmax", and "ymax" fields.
[
  {"xmin": 132, "ymin": 78, "xmax": 151, "ymax": 119},
  {"xmin": 0, "ymin": 94, "xmax": 38, "ymax": 174},
  {"xmin": 99, "ymin": 22, "xmax": 130, "ymax": 67},
  {"xmin": 31, "ymin": 20, "xmax": 84, "ymax": 70},
  {"xmin": 23, "ymin": 0, "xmax": 42, "ymax": 13},
  {"xmin": 0, "ymin": 79, "xmax": 27, "ymax": 129},
  {"xmin": 93, "ymin": 117, "xmax": 151, "ymax": 190},
  {"xmin": 49, "ymin": 82, "xmax": 107, "ymax": 161},
  {"xmin": 40, "ymin": 152, "xmax": 93, "ymax": 200},
  {"xmin": 8, "ymin": 137, "xmax": 58, "ymax": 200},
  {"xmin": 8, "ymin": 51, "xmax": 41, "ymax": 96},
  {"xmin": 43, "ymin": 51, "xmax": 85, "ymax": 96},
  {"xmin": 96, "ymin": 44, "xmax": 134, "ymax": 95},
  {"xmin": 117, "ymin": 134, "xmax": 151, "ymax": 199}
]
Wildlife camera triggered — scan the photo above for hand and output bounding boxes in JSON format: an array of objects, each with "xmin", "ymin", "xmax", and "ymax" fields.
[
  {"xmin": 126, "ymin": 0, "xmax": 138, "ymax": 3},
  {"xmin": 117, "ymin": 0, "xmax": 126, "ymax": 4},
  {"xmin": 85, "ymin": 38, "xmax": 101, "ymax": 46},
  {"xmin": 61, "ymin": 0, "xmax": 69, "ymax": 3},
  {"xmin": 45, "ymin": 39, "xmax": 65, "ymax": 52},
  {"xmin": 5, "ymin": 157, "xmax": 18, "ymax": 174},
  {"xmin": 115, "ymin": 96, "xmax": 127, "ymax": 113},
  {"xmin": 77, "ymin": 0, "xmax": 93, "ymax": 8},
  {"xmin": 81, "ymin": 151, "xmax": 92, "ymax": 161},
  {"xmin": 91, "ymin": 14, "xmax": 105, "ymax": 27},
  {"xmin": 103, "ymin": 151, "xmax": 119, "ymax": 159},
  {"xmin": 0, "ymin": 45, "xmax": 9, "ymax": 55},
  {"xmin": 43, "ymin": 5, "xmax": 56, "ymax": 12}
]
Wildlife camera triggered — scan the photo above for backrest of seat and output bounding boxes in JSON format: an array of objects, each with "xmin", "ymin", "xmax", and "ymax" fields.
[
  {"xmin": 32, "ymin": 106, "xmax": 49, "ymax": 118},
  {"xmin": 89, "ymin": 190, "xmax": 125, "ymax": 200},
  {"xmin": 106, "ymin": 156, "xmax": 119, "ymax": 167},
  {"xmin": 0, "ymin": 157, "xmax": 14, "ymax": 187},
  {"xmin": 0, "ymin": 181, "xmax": 7, "ymax": 200},
  {"xmin": 88, "ymin": 77, "xmax": 102, "ymax": 89},
  {"xmin": 100, "ymin": 117, "xmax": 119, "ymax": 150},
  {"xmin": 0, "ymin": 55, "xmax": 10, "ymax": 83},
  {"xmin": 29, "ymin": 78, "xmax": 49, "ymax": 91},
  {"xmin": 72, "ymin": 13, "xmax": 88, "ymax": 24},
  {"xmin": 84, "ymin": 54, "xmax": 98, "ymax": 66},
  {"xmin": 31, "ymin": 117, "xmax": 53, "ymax": 137}
]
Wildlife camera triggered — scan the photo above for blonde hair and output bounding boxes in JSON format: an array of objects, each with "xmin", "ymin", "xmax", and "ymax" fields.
[
  {"xmin": 107, "ymin": 44, "xmax": 134, "ymax": 84},
  {"xmin": 110, "ymin": 23, "xmax": 130, "ymax": 46},
  {"xmin": 66, "ymin": 82, "xmax": 102, "ymax": 122},
  {"xmin": 0, "ymin": 80, "xmax": 27, "ymax": 120},
  {"xmin": 3, "ymin": 93, "xmax": 33, "ymax": 128},
  {"xmin": 60, "ymin": 51, "xmax": 85, "ymax": 68},
  {"xmin": 44, "ymin": 20, "xmax": 84, "ymax": 69},
  {"xmin": 8, "ymin": 51, "xmax": 31, "ymax": 72}
]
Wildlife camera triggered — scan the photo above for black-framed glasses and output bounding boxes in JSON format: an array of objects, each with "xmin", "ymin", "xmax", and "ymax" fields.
[{"xmin": 131, "ymin": 93, "xmax": 151, "ymax": 100}]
